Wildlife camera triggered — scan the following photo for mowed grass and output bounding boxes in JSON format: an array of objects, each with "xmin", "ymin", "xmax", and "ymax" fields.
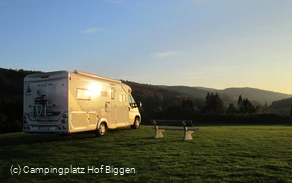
[{"xmin": 1, "ymin": 125, "xmax": 292, "ymax": 183}]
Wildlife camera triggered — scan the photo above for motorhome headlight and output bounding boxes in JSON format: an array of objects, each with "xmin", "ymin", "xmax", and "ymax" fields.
[
  {"xmin": 23, "ymin": 114, "xmax": 28, "ymax": 124},
  {"xmin": 60, "ymin": 112, "xmax": 68, "ymax": 124},
  {"xmin": 62, "ymin": 113, "xmax": 68, "ymax": 118},
  {"xmin": 61, "ymin": 119, "xmax": 66, "ymax": 124}
]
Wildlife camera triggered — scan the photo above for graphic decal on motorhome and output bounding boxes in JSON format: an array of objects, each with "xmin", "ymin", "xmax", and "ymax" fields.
[{"xmin": 26, "ymin": 84, "xmax": 31, "ymax": 95}]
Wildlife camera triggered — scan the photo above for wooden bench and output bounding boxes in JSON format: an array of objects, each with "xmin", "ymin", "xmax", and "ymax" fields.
[{"xmin": 152, "ymin": 120, "xmax": 199, "ymax": 140}]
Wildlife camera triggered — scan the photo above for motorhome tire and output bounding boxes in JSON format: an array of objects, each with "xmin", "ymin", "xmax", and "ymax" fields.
[
  {"xmin": 96, "ymin": 122, "xmax": 106, "ymax": 136},
  {"xmin": 132, "ymin": 117, "xmax": 140, "ymax": 129}
]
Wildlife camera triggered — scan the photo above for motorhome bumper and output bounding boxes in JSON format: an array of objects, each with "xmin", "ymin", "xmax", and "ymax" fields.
[{"xmin": 23, "ymin": 125, "xmax": 68, "ymax": 133}]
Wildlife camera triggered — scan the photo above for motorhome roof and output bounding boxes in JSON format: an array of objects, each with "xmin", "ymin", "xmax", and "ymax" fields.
[
  {"xmin": 24, "ymin": 70, "xmax": 122, "ymax": 84},
  {"xmin": 24, "ymin": 70, "xmax": 68, "ymax": 80},
  {"xmin": 73, "ymin": 70, "xmax": 121, "ymax": 84}
]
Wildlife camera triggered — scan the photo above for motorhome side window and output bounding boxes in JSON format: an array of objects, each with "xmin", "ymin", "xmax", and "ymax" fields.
[
  {"xmin": 77, "ymin": 88, "xmax": 91, "ymax": 100},
  {"xmin": 119, "ymin": 94, "xmax": 126, "ymax": 102},
  {"xmin": 111, "ymin": 88, "xmax": 116, "ymax": 99}
]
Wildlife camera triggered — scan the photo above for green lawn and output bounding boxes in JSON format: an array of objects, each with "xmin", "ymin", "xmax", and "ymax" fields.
[{"xmin": 1, "ymin": 126, "xmax": 292, "ymax": 183}]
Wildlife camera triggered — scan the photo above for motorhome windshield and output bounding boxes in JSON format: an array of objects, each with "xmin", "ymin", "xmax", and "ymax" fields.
[{"xmin": 128, "ymin": 94, "xmax": 137, "ymax": 107}]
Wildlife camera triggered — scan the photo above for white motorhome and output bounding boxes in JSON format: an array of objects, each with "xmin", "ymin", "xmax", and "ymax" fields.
[{"xmin": 23, "ymin": 70, "xmax": 141, "ymax": 136}]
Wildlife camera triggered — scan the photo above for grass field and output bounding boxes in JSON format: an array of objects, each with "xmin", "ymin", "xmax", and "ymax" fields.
[{"xmin": 1, "ymin": 125, "xmax": 292, "ymax": 183}]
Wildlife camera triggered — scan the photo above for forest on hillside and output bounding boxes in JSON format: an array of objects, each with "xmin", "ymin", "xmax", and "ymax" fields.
[
  {"xmin": 270, "ymin": 98, "xmax": 292, "ymax": 116},
  {"xmin": 124, "ymin": 80, "xmax": 292, "ymax": 125},
  {"xmin": 0, "ymin": 68, "xmax": 291, "ymax": 133},
  {"xmin": 0, "ymin": 68, "xmax": 41, "ymax": 132}
]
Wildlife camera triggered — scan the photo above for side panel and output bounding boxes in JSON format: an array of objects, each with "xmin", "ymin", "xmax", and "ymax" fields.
[
  {"xmin": 68, "ymin": 73, "xmax": 111, "ymax": 133},
  {"xmin": 88, "ymin": 112, "xmax": 97, "ymax": 128},
  {"xmin": 71, "ymin": 111, "xmax": 87, "ymax": 129}
]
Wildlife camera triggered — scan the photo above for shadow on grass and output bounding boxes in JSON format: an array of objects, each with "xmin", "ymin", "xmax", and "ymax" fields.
[
  {"xmin": 133, "ymin": 136, "xmax": 195, "ymax": 145},
  {"xmin": 1, "ymin": 126, "xmax": 193, "ymax": 149},
  {"xmin": 0, "ymin": 149, "xmax": 40, "ymax": 161},
  {"xmin": 0, "ymin": 132, "xmax": 99, "ymax": 147},
  {"xmin": 0, "ymin": 127, "xmax": 140, "ymax": 148}
]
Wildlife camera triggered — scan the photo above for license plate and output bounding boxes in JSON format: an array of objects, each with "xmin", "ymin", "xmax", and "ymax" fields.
[
  {"xmin": 39, "ymin": 126, "xmax": 50, "ymax": 130},
  {"xmin": 49, "ymin": 126, "xmax": 56, "ymax": 130}
]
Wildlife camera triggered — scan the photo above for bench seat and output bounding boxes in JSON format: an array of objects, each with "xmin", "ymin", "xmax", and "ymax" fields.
[
  {"xmin": 156, "ymin": 126, "xmax": 199, "ymax": 131},
  {"xmin": 152, "ymin": 120, "xmax": 199, "ymax": 140}
]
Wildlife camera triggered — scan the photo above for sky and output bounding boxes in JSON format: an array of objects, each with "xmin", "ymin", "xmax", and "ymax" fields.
[{"xmin": 0, "ymin": 0, "xmax": 292, "ymax": 94}]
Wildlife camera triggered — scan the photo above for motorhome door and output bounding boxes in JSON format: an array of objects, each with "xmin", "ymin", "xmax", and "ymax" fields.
[{"xmin": 109, "ymin": 87, "xmax": 117, "ymax": 124}]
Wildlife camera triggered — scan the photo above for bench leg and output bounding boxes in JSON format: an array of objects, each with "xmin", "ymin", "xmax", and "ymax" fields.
[
  {"xmin": 184, "ymin": 130, "xmax": 194, "ymax": 140},
  {"xmin": 154, "ymin": 129, "xmax": 165, "ymax": 138}
]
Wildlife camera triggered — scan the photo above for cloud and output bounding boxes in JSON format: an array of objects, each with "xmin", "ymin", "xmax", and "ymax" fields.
[
  {"xmin": 102, "ymin": 0, "xmax": 126, "ymax": 4},
  {"xmin": 153, "ymin": 51, "xmax": 181, "ymax": 58},
  {"xmin": 82, "ymin": 27, "xmax": 107, "ymax": 34}
]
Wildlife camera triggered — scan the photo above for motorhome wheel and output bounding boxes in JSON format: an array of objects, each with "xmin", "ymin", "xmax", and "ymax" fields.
[
  {"xmin": 96, "ymin": 122, "xmax": 106, "ymax": 136},
  {"xmin": 132, "ymin": 117, "xmax": 140, "ymax": 129}
]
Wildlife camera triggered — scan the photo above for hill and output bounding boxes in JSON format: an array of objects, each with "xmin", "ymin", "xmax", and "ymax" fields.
[
  {"xmin": 122, "ymin": 81, "xmax": 205, "ymax": 121},
  {"xmin": 270, "ymin": 97, "xmax": 292, "ymax": 115},
  {"xmin": 0, "ymin": 67, "xmax": 291, "ymax": 132},
  {"xmin": 222, "ymin": 87, "xmax": 291, "ymax": 105},
  {"xmin": 158, "ymin": 85, "xmax": 210, "ymax": 98},
  {"xmin": 160, "ymin": 85, "xmax": 291, "ymax": 106},
  {"xmin": 0, "ymin": 68, "xmax": 40, "ymax": 132}
]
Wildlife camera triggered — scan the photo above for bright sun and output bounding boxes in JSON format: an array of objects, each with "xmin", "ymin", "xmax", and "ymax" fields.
[{"xmin": 88, "ymin": 83, "xmax": 102, "ymax": 98}]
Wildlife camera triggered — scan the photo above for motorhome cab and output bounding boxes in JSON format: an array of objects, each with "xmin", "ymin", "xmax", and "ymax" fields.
[{"xmin": 23, "ymin": 70, "xmax": 141, "ymax": 136}]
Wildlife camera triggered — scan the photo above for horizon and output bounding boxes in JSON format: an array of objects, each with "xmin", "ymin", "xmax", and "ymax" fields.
[
  {"xmin": 2, "ymin": 67, "xmax": 291, "ymax": 95},
  {"xmin": 0, "ymin": 0, "xmax": 291, "ymax": 94}
]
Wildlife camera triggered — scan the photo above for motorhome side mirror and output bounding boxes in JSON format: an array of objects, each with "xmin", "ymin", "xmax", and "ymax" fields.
[{"xmin": 138, "ymin": 101, "xmax": 142, "ymax": 108}]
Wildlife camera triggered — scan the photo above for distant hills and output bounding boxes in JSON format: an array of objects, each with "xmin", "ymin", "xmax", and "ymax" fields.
[
  {"xmin": 1, "ymin": 67, "xmax": 291, "ymax": 132},
  {"xmin": 222, "ymin": 87, "xmax": 292, "ymax": 105},
  {"xmin": 121, "ymin": 81, "xmax": 292, "ymax": 115},
  {"xmin": 270, "ymin": 97, "xmax": 292, "ymax": 115},
  {"xmin": 1, "ymin": 67, "xmax": 291, "ymax": 114},
  {"xmin": 158, "ymin": 85, "xmax": 292, "ymax": 106},
  {"xmin": 132, "ymin": 83, "xmax": 292, "ymax": 115}
]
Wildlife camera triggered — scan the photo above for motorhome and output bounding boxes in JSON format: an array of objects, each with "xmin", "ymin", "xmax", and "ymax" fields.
[{"xmin": 23, "ymin": 70, "xmax": 141, "ymax": 136}]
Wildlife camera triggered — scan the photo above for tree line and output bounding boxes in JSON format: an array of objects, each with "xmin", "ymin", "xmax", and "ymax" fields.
[
  {"xmin": 0, "ymin": 68, "xmax": 291, "ymax": 133},
  {"xmin": 0, "ymin": 68, "xmax": 41, "ymax": 133},
  {"xmin": 181, "ymin": 92, "xmax": 268, "ymax": 115},
  {"xmin": 136, "ymin": 90, "xmax": 292, "ymax": 125}
]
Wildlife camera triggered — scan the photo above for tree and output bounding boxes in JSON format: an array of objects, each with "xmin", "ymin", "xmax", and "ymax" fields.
[
  {"xmin": 204, "ymin": 92, "xmax": 224, "ymax": 114},
  {"xmin": 237, "ymin": 95, "xmax": 256, "ymax": 114},
  {"xmin": 182, "ymin": 97, "xmax": 194, "ymax": 111},
  {"xmin": 226, "ymin": 104, "xmax": 237, "ymax": 114},
  {"xmin": 290, "ymin": 105, "xmax": 292, "ymax": 117},
  {"xmin": 241, "ymin": 98, "xmax": 255, "ymax": 114},
  {"xmin": 238, "ymin": 95, "xmax": 243, "ymax": 113},
  {"xmin": 263, "ymin": 101, "xmax": 269, "ymax": 113},
  {"xmin": 255, "ymin": 105, "xmax": 263, "ymax": 113}
]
